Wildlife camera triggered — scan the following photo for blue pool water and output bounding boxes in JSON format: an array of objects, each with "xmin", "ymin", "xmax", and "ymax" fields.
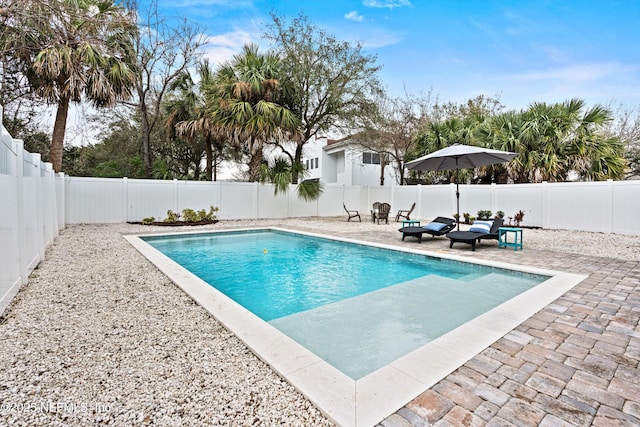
[{"xmin": 144, "ymin": 229, "xmax": 548, "ymax": 378}]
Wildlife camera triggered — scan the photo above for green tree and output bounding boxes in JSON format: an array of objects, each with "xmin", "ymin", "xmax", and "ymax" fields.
[
  {"xmin": 168, "ymin": 62, "xmax": 233, "ymax": 181},
  {"xmin": 210, "ymin": 43, "xmax": 299, "ymax": 182},
  {"xmin": 264, "ymin": 12, "xmax": 383, "ymax": 183},
  {"xmin": 0, "ymin": 0, "xmax": 137, "ymax": 172},
  {"xmin": 410, "ymin": 115, "xmax": 484, "ymax": 184},
  {"xmin": 259, "ymin": 156, "xmax": 323, "ymax": 201},
  {"xmin": 479, "ymin": 99, "xmax": 626, "ymax": 182},
  {"xmin": 61, "ymin": 110, "xmax": 146, "ymax": 177}
]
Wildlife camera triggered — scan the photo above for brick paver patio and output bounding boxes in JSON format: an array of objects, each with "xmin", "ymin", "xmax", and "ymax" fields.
[
  {"xmin": 225, "ymin": 221, "xmax": 639, "ymax": 426},
  {"xmin": 357, "ymin": 238, "xmax": 640, "ymax": 426}
]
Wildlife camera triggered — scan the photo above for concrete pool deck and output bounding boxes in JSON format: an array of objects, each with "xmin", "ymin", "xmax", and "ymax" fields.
[{"xmin": 1, "ymin": 219, "xmax": 639, "ymax": 426}]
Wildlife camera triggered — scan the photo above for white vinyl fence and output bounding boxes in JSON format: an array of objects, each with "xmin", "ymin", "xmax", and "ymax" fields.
[
  {"xmin": 0, "ymin": 120, "xmax": 65, "ymax": 315},
  {"xmin": 64, "ymin": 176, "xmax": 640, "ymax": 235},
  {"xmin": 3, "ymin": 112, "xmax": 640, "ymax": 315}
]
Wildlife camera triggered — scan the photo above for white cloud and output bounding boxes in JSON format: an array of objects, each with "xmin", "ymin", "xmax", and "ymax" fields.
[
  {"xmin": 514, "ymin": 63, "xmax": 623, "ymax": 84},
  {"xmin": 201, "ymin": 30, "xmax": 257, "ymax": 66},
  {"xmin": 489, "ymin": 62, "xmax": 640, "ymax": 108},
  {"xmin": 361, "ymin": 29, "xmax": 403, "ymax": 48},
  {"xmin": 345, "ymin": 11, "xmax": 364, "ymax": 22},
  {"xmin": 363, "ymin": 0, "xmax": 411, "ymax": 8}
]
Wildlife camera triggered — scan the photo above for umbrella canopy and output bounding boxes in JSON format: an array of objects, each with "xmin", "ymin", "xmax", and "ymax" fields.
[
  {"xmin": 406, "ymin": 144, "xmax": 518, "ymax": 229},
  {"xmin": 405, "ymin": 144, "xmax": 517, "ymax": 171}
]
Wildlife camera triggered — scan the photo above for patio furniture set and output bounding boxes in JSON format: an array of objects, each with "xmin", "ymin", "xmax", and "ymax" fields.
[{"xmin": 343, "ymin": 202, "xmax": 523, "ymax": 251}]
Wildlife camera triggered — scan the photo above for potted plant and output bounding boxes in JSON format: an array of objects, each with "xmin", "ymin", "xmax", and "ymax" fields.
[
  {"xmin": 495, "ymin": 210, "xmax": 505, "ymax": 219},
  {"xmin": 463, "ymin": 212, "xmax": 471, "ymax": 224},
  {"xmin": 477, "ymin": 210, "xmax": 492, "ymax": 220},
  {"xmin": 514, "ymin": 210, "xmax": 525, "ymax": 227}
]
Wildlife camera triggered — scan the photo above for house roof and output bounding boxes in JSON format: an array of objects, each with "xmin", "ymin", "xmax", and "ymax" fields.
[{"xmin": 323, "ymin": 134, "xmax": 367, "ymax": 153}]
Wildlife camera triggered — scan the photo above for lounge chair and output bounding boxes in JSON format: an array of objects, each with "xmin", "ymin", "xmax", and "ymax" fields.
[
  {"xmin": 395, "ymin": 202, "xmax": 416, "ymax": 222},
  {"xmin": 398, "ymin": 216, "xmax": 456, "ymax": 243},
  {"xmin": 343, "ymin": 203, "xmax": 361, "ymax": 222},
  {"xmin": 446, "ymin": 219, "xmax": 504, "ymax": 251}
]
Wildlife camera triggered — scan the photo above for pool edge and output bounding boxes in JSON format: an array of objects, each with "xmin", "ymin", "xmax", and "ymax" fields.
[{"xmin": 124, "ymin": 228, "xmax": 587, "ymax": 427}]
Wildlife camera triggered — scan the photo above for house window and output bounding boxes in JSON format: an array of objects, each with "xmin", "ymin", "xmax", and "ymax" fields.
[
  {"xmin": 363, "ymin": 152, "xmax": 380, "ymax": 165},
  {"xmin": 305, "ymin": 159, "xmax": 309, "ymax": 169},
  {"xmin": 314, "ymin": 157, "xmax": 319, "ymax": 168}
]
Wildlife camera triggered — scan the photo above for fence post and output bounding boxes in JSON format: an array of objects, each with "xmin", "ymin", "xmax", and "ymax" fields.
[
  {"xmin": 172, "ymin": 178, "xmax": 179, "ymax": 213},
  {"xmin": 390, "ymin": 183, "xmax": 395, "ymax": 213},
  {"xmin": 254, "ymin": 182, "xmax": 259, "ymax": 219},
  {"xmin": 44, "ymin": 162, "xmax": 57, "ymax": 244},
  {"xmin": 122, "ymin": 177, "xmax": 128, "ymax": 222},
  {"xmin": 215, "ymin": 181, "xmax": 221, "ymax": 217},
  {"xmin": 31, "ymin": 153, "xmax": 45, "ymax": 263},
  {"xmin": 541, "ymin": 181, "xmax": 548, "ymax": 229},
  {"xmin": 14, "ymin": 140, "xmax": 28, "ymax": 284},
  {"xmin": 56, "ymin": 172, "xmax": 65, "ymax": 231},
  {"xmin": 491, "ymin": 183, "xmax": 497, "ymax": 215},
  {"xmin": 416, "ymin": 184, "xmax": 422, "ymax": 219},
  {"xmin": 607, "ymin": 179, "xmax": 614, "ymax": 233}
]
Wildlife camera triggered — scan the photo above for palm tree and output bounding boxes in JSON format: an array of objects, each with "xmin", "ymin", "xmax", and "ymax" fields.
[
  {"xmin": 259, "ymin": 157, "xmax": 323, "ymax": 201},
  {"xmin": 1, "ymin": 0, "xmax": 137, "ymax": 172},
  {"xmin": 168, "ymin": 62, "xmax": 233, "ymax": 181},
  {"xmin": 519, "ymin": 99, "xmax": 625, "ymax": 182},
  {"xmin": 208, "ymin": 44, "xmax": 300, "ymax": 182},
  {"xmin": 410, "ymin": 116, "xmax": 483, "ymax": 184},
  {"xmin": 477, "ymin": 99, "xmax": 626, "ymax": 182}
]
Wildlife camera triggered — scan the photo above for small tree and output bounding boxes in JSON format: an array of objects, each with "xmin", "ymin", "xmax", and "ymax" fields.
[
  {"xmin": 264, "ymin": 12, "xmax": 383, "ymax": 183},
  {"xmin": 354, "ymin": 90, "xmax": 437, "ymax": 185}
]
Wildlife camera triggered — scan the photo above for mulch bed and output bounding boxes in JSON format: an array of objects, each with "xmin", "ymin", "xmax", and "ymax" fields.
[{"xmin": 127, "ymin": 220, "xmax": 219, "ymax": 226}]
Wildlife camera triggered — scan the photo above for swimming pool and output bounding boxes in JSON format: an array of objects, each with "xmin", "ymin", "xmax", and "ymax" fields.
[
  {"xmin": 144, "ymin": 230, "xmax": 546, "ymax": 379},
  {"xmin": 126, "ymin": 227, "xmax": 586, "ymax": 427}
]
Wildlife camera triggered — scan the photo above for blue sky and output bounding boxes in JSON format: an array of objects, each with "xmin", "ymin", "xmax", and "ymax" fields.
[{"xmin": 155, "ymin": 0, "xmax": 640, "ymax": 110}]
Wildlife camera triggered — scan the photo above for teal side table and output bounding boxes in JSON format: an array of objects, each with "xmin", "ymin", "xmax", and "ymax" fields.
[
  {"xmin": 402, "ymin": 219, "xmax": 420, "ymax": 227},
  {"xmin": 498, "ymin": 227, "xmax": 523, "ymax": 251}
]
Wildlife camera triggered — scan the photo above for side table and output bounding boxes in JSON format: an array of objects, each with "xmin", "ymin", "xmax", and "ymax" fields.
[{"xmin": 498, "ymin": 227, "xmax": 523, "ymax": 251}]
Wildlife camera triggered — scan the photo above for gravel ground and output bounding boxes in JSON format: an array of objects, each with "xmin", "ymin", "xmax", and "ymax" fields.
[{"xmin": 1, "ymin": 218, "xmax": 638, "ymax": 426}]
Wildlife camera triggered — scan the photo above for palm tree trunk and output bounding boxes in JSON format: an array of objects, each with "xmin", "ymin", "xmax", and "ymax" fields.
[
  {"xmin": 204, "ymin": 134, "xmax": 213, "ymax": 180},
  {"xmin": 213, "ymin": 150, "xmax": 218, "ymax": 181},
  {"xmin": 50, "ymin": 96, "xmax": 70, "ymax": 173},
  {"xmin": 248, "ymin": 150, "xmax": 263, "ymax": 182},
  {"xmin": 292, "ymin": 143, "xmax": 304, "ymax": 184}
]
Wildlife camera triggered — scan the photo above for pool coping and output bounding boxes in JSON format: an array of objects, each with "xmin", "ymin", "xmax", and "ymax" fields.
[{"xmin": 124, "ymin": 227, "xmax": 587, "ymax": 427}]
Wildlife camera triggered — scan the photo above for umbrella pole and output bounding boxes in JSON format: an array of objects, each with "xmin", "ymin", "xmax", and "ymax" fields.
[
  {"xmin": 456, "ymin": 162, "xmax": 460, "ymax": 230},
  {"xmin": 456, "ymin": 174, "xmax": 460, "ymax": 230}
]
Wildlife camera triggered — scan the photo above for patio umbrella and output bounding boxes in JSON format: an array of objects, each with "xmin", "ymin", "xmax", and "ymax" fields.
[{"xmin": 405, "ymin": 144, "xmax": 517, "ymax": 229}]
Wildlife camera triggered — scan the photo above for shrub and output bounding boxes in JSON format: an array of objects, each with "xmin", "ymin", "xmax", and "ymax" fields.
[
  {"xmin": 495, "ymin": 210, "xmax": 505, "ymax": 219},
  {"xmin": 477, "ymin": 210, "xmax": 492, "ymax": 220},
  {"xmin": 164, "ymin": 210, "xmax": 180, "ymax": 223},
  {"xmin": 181, "ymin": 208, "xmax": 199, "ymax": 223},
  {"xmin": 198, "ymin": 206, "xmax": 219, "ymax": 221},
  {"xmin": 141, "ymin": 217, "xmax": 155, "ymax": 225},
  {"xmin": 163, "ymin": 206, "xmax": 218, "ymax": 223}
]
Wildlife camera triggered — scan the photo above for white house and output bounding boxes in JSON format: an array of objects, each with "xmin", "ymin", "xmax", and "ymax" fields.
[{"xmin": 302, "ymin": 135, "xmax": 400, "ymax": 186}]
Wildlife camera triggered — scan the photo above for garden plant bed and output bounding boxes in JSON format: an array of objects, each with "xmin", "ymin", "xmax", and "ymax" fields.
[{"xmin": 127, "ymin": 220, "xmax": 219, "ymax": 227}]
